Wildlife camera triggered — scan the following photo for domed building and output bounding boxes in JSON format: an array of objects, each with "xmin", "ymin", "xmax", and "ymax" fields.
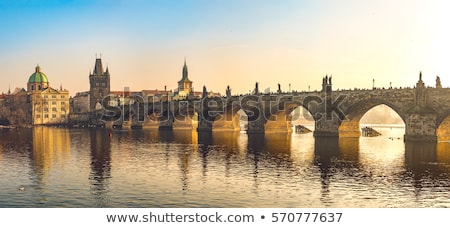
[
  {"xmin": 0, "ymin": 65, "xmax": 69, "ymax": 126},
  {"xmin": 27, "ymin": 65, "xmax": 49, "ymax": 92},
  {"xmin": 27, "ymin": 65, "xmax": 70, "ymax": 125}
]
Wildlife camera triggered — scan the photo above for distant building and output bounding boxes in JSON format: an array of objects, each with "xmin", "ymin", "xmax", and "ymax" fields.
[
  {"xmin": 173, "ymin": 59, "xmax": 194, "ymax": 100},
  {"xmin": 71, "ymin": 91, "xmax": 90, "ymax": 113},
  {"xmin": 141, "ymin": 89, "xmax": 172, "ymax": 102},
  {"xmin": 28, "ymin": 66, "xmax": 70, "ymax": 125},
  {"xmin": 172, "ymin": 59, "xmax": 220, "ymax": 100},
  {"xmin": 108, "ymin": 90, "xmax": 140, "ymax": 106},
  {"xmin": 0, "ymin": 65, "xmax": 70, "ymax": 125},
  {"xmin": 89, "ymin": 58, "xmax": 110, "ymax": 111},
  {"xmin": 192, "ymin": 91, "xmax": 221, "ymax": 98}
]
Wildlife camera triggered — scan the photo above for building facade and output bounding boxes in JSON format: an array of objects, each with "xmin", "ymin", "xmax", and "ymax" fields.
[
  {"xmin": 31, "ymin": 87, "xmax": 70, "ymax": 125},
  {"xmin": 71, "ymin": 91, "xmax": 90, "ymax": 113}
]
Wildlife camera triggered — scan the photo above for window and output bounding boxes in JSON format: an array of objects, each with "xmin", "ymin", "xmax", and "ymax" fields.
[
  {"xmin": 44, "ymin": 107, "xmax": 49, "ymax": 112},
  {"xmin": 52, "ymin": 95, "xmax": 56, "ymax": 98},
  {"xmin": 31, "ymin": 85, "xmax": 35, "ymax": 91},
  {"xmin": 44, "ymin": 95, "xmax": 48, "ymax": 98},
  {"xmin": 61, "ymin": 95, "xmax": 65, "ymax": 98},
  {"xmin": 61, "ymin": 101, "xmax": 65, "ymax": 105},
  {"xmin": 52, "ymin": 114, "xmax": 56, "ymax": 118},
  {"xmin": 52, "ymin": 101, "xmax": 57, "ymax": 105},
  {"xmin": 44, "ymin": 114, "xmax": 48, "ymax": 118},
  {"xmin": 36, "ymin": 114, "xmax": 40, "ymax": 119},
  {"xmin": 52, "ymin": 107, "xmax": 57, "ymax": 112}
]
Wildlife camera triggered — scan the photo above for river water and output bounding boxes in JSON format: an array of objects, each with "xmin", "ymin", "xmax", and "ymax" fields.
[{"xmin": 1, "ymin": 126, "xmax": 449, "ymax": 208}]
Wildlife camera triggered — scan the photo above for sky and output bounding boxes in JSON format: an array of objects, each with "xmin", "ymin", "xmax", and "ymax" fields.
[{"xmin": 1, "ymin": 0, "xmax": 450, "ymax": 96}]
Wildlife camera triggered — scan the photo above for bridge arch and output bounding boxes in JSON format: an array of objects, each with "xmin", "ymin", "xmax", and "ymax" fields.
[
  {"xmin": 173, "ymin": 104, "xmax": 198, "ymax": 130},
  {"xmin": 436, "ymin": 110, "xmax": 450, "ymax": 141},
  {"xmin": 211, "ymin": 102, "xmax": 247, "ymax": 132},
  {"xmin": 265, "ymin": 101, "xmax": 315, "ymax": 133},
  {"xmin": 339, "ymin": 99, "xmax": 406, "ymax": 137}
]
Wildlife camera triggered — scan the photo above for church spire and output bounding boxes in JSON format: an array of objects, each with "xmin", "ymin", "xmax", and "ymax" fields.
[
  {"xmin": 178, "ymin": 58, "xmax": 192, "ymax": 83},
  {"xmin": 93, "ymin": 58, "xmax": 104, "ymax": 75},
  {"xmin": 182, "ymin": 58, "xmax": 188, "ymax": 80}
]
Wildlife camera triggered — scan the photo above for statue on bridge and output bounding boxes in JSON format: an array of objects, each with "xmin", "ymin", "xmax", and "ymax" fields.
[
  {"xmin": 322, "ymin": 75, "xmax": 332, "ymax": 85},
  {"xmin": 323, "ymin": 75, "xmax": 328, "ymax": 85},
  {"xmin": 203, "ymin": 85, "xmax": 208, "ymax": 98},
  {"xmin": 254, "ymin": 82, "xmax": 259, "ymax": 95},
  {"xmin": 226, "ymin": 85, "xmax": 231, "ymax": 97},
  {"xmin": 277, "ymin": 83, "xmax": 281, "ymax": 93},
  {"xmin": 436, "ymin": 76, "xmax": 442, "ymax": 88}
]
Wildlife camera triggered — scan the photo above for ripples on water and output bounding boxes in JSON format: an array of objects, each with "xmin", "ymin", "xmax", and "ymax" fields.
[{"xmin": 0, "ymin": 126, "xmax": 449, "ymax": 208}]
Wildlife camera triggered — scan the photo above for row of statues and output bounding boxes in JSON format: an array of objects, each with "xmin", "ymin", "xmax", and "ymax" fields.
[{"xmin": 199, "ymin": 74, "xmax": 443, "ymax": 98}]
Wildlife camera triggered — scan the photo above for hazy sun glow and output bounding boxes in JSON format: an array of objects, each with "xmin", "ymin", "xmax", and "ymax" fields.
[{"xmin": 1, "ymin": 0, "xmax": 449, "ymax": 96}]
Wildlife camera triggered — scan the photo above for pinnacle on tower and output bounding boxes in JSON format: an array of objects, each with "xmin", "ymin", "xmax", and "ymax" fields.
[{"xmin": 93, "ymin": 58, "xmax": 104, "ymax": 75}]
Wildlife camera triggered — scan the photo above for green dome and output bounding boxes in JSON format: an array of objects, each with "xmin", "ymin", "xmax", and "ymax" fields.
[{"xmin": 28, "ymin": 65, "xmax": 49, "ymax": 83}]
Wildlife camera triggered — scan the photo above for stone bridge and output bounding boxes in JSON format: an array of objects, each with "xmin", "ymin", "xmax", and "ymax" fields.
[{"xmin": 104, "ymin": 73, "xmax": 450, "ymax": 142}]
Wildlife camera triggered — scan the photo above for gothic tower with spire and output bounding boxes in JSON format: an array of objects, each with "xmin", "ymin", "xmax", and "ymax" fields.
[
  {"xmin": 177, "ymin": 59, "xmax": 193, "ymax": 96},
  {"xmin": 89, "ymin": 57, "xmax": 110, "ymax": 111}
]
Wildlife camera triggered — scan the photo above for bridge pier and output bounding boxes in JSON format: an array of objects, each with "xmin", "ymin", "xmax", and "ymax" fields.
[
  {"xmin": 313, "ymin": 118, "xmax": 340, "ymax": 137},
  {"xmin": 211, "ymin": 112, "xmax": 241, "ymax": 132},
  {"xmin": 173, "ymin": 115, "xmax": 197, "ymax": 130},
  {"xmin": 404, "ymin": 113, "xmax": 438, "ymax": 142},
  {"xmin": 141, "ymin": 115, "xmax": 160, "ymax": 129},
  {"xmin": 197, "ymin": 117, "xmax": 212, "ymax": 132},
  {"xmin": 246, "ymin": 117, "xmax": 265, "ymax": 134},
  {"xmin": 158, "ymin": 114, "xmax": 173, "ymax": 130}
]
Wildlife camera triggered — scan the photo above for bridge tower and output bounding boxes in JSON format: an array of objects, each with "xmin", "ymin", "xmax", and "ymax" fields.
[
  {"xmin": 89, "ymin": 57, "xmax": 110, "ymax": 112},
  {"xmin": 404, "ymin": 72, "xmax": 437, "ymax": 141},
  {"xmin": 314, "ymin": 75, "xmax": 342, "ymax": 137}
]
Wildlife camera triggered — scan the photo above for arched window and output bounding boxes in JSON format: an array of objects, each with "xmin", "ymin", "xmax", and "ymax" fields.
[
  {"xmin": 31, "ymin": 85, "xmax": 35, "ymax": 91},
  {"xmin": 38, "ymin": 85, "xmax": 41, "ymax": 90}
]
